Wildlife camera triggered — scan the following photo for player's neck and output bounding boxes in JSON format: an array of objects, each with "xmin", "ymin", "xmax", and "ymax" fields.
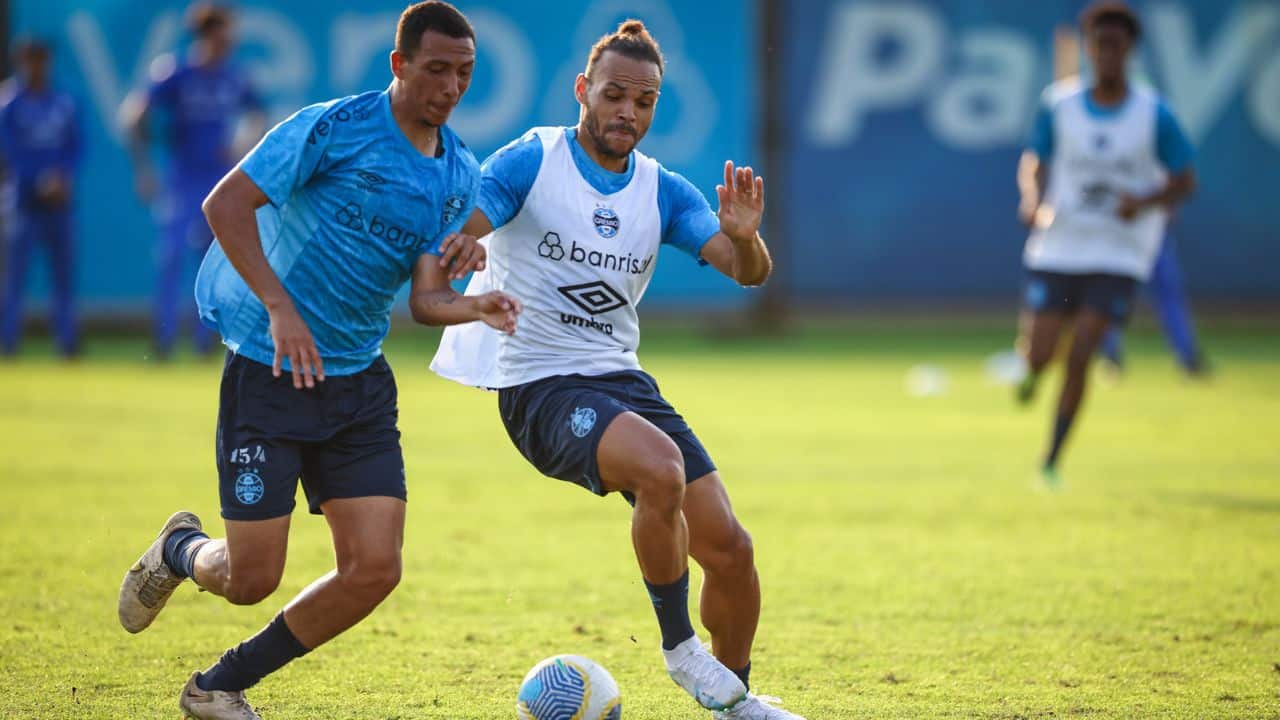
[
  {"xmin": 574, "ymin": 124, "xmax": 629, "ymax": 174},
  {"xmin": 1091, "ymin": 78, "xmax": 1129, "ymax": 106},
  {"xmin": 389, "ymin": 83, "xmax": 442, "ymax": 157},
  {"xmin": 190, "ymin": 45, "xmax": 223, "ymax": 69}
]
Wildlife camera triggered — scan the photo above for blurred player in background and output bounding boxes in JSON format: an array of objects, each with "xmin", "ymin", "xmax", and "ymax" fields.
[
  {"xmin": 1098, "ymin": 238, "xmax": 1209, "ymax": 377},
  {"xmin": 1046, "ymin": 23, "xmax": 1210, "ymax": 378},
  {"xmin": 433, "ymin": 20, "xmax": 803, "ymax": 720},
  {"xmin": 121, "ymin": 2, "xmax": 265, "ymax": 359},
  {"xmin": 1016, "ymin": 1, "xmax": 1196, "ymax": 487},
  {"xmin": 0, "ymin": 39, "xmax": 82, "ymax": 358},
  {"xmin": 116, "ymin": 3, "xmax": 510, "ymax": 719}
]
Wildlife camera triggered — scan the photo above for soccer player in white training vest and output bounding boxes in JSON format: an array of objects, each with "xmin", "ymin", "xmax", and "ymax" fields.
[
  {"xmin": 431, "ymin": 20, "xmax": 804, "ymax": 720},
  {"xmin": 1014, "ymin": 1, "xmax": 1196, "ymax": 488}
]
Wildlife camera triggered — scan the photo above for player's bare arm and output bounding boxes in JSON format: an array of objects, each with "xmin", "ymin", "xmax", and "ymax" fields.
[
  {"xmin": 408, "ymin": 248, "xmax": 521, "ymax": 334},
  {"xmin": 700, "ymin": 160, "xmax": 771, "ymax": 287},
  {"xmin": 202, "ymin": 168, "xmax": 325, "ymax": 389},
  {"xmin": 459, "ymin": 207, "xmax": 495, "ymax": 238},
  {"xmin": 1117, "ymin": 168, "xmax": 1196, "ymax": 220},
  {"xmin": 1017, "ymin": 150, "xmax": 1047, "ymax": 227}
]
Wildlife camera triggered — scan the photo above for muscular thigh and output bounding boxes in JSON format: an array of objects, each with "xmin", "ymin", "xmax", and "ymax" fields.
[
  {"xmin": 597, "ymin": 412, "xmax": 684, "ymax": 495},
  {"xmin": 321, "ymin": 496, "xmax": 405, "ymax": 571}
]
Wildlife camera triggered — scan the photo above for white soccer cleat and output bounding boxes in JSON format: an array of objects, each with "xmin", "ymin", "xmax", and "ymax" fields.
[
  {"xmin": 178, "ymin": 672, "xmax": 261, "ymax": 720},
  {"xmin": 714, "ymin": 693, "xmax": 807, "ymax": 719},
  {"xmin": 118, "ymin": 510, "xmax": 202, "ymax": 633},
  {"xmin": 663, "ymin": 636, "xmax": 748, "ymax": 711}
]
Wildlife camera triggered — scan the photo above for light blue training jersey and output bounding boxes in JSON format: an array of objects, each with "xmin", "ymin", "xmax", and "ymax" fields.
[{"xmin": 195, "ymin": 90, "xmax": 480, "ymax": 374}]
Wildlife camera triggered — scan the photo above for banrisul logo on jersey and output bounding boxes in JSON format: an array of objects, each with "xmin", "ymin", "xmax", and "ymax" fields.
[
  {"xmin": 539, "ymin": 229, "xmax": 653, "ymax": 275},
  {"xmin": 334, "ymin": 202, "xmax": 426, "ymax": 250},
  {"xmin": 593, "ymin": 206, "xmax": 620, "ymax": 238}
]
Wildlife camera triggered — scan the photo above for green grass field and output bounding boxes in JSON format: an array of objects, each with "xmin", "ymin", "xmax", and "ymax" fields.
[{"xmin": 1, "ymin": 322, "xmax": 1278, "ymax": 719}]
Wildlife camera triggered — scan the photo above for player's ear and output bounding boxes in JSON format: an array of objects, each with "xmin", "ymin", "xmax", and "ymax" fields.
[
  {"xmin": 390, "ymin": 50, "xmax": 406, "ymax": 80},
  {"xmin": 574, "ymin": 73, "xmax": 588, "ymax": 106}
]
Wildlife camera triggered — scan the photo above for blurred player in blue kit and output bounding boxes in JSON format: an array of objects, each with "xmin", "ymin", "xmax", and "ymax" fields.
[
  {"xmin": 121, "ymin": 2, "xmax": 265, "ymax": 359},
  {"xmin": 1098, "ymin": 237, "xmax": 1209, "ymax": 377},
  {"xmin": 0, "ymin": 39, "xmax": 82, "ymax": 357},
  {"xmin": 116, "ymin": 4, "xmax": 516, "ymax": 719},
  {"xmin": 433, "ymin": 20, "xmax": 804, "ymax": 720},
  {"xmin": 1015, "ymin": 1, "xmax": 1196, "ymax": 486}
]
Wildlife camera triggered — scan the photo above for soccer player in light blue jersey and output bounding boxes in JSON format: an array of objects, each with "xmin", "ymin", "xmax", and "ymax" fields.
[
  {"xmin": 122, "ymin": 3, "xmax": 265, "ymax": 358},
  {"xmin": 117, "ymin": 4, "xmax": 519, "ymax": 719},
  {"xmin": 432, "ymin": 21, "xmax": 804, "ymax": 720},
  {"xmin": 1016, "ymin": 1, "xmax": 1196, "ymax": 487}
]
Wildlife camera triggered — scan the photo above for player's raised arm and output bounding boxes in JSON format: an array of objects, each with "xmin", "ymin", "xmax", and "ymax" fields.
[
  {"xmin": 408, "ymin": 247, "xmax": 521, "ymax": 334},
  {"xmin": 699, "ymin": 160, "xmax": 772, "ymax": 287}
]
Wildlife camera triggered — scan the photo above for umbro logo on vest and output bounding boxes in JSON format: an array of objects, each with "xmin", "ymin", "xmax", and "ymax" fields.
[{"xmin": 558, "ymin": 281, "xmax": 628, "ymax": 315}]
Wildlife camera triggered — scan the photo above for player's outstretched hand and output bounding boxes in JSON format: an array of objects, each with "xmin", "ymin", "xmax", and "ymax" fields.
[
  {"xmin": 438, "ymin": 233, "xmax": 487, "ymax": 281},
  {"xmin": 475, "ymin": 291, "xmax": 522, "ymax": 335},
  {"xmin": 716, "ymin": 160, "xmax": 765, "ymax": 242},
  {"xmin": 268, "ymin": 302, "xmax": 325, "ymax": 389},
  {"xmin": 1116, "ymin": 194, "xmax": 1143, "ymax": 221}
]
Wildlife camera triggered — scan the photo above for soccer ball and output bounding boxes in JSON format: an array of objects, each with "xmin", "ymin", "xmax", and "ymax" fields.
[{"xmin": 516, "ymin": 654, "xmax": 621, "ymax": 720}]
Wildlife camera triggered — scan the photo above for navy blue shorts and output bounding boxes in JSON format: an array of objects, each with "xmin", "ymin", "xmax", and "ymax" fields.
[
  {"xmin": 498, "ymin": 370, "xmax": 716, "ymax": 501},
  {"xmin": 1023, "ymin": 270, "xmax": 1138, "ymax": 325},
  {"xmin": 216, "ymin": 352, "xmax": 405, "ymax": 521}
]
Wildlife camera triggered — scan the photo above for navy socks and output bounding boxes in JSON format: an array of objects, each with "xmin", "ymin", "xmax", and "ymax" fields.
[
  {"xmin": 162, "ymin": 527, "xmax": 210, "ymax": 580},
  {"xmin": 197, "ymin": 613, "xmax": 310, "ymax": 692},
  {"xmin": 644, "ymin": 570, "xmax": 696, "ymax": 651},
  {"xmin": 1046, "ymin": 413, "xmax": 1075, "ymax": 469},
  {"xmin": 732, "ymin": 661, "xmax": 752, "ymax": 692}
]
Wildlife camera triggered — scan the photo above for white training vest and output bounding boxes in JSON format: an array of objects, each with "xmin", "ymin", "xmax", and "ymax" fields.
[
  {"xmin": 432, "ymin": 127, "xmax": 663, "ymax": 389},
  {"xmin": 1025, "ymin": 79, "xmax": 1169, "ymax": 281}
]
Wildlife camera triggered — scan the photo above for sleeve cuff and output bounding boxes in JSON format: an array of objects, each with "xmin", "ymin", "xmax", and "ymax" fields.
[{"xmin": 238, "ymin": 160, "xmax": 286, "ymax": 208}]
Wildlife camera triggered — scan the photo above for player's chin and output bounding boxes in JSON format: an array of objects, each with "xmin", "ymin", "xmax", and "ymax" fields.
[
  {"xmin": 423, "ymin": 103, "xmax": 456, "ymax": 127},
  {"xmin": 605, "ymin": 136, "xmax": 636, "ymax": 157}
]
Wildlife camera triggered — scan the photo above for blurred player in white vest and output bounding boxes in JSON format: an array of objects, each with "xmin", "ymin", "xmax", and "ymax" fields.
[
  {"xmin": 432, "ymin": 19, "xmax": 804, "ymax": 720},
  {"xmin": 1015, "ymin": 1, "xmax": 1196, "ymax": 487}
]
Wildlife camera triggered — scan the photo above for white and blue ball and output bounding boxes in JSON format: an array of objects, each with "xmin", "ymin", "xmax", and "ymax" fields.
[{"xmin": 516, "ymin": 655, "xmax": 621, "ymax": 720}]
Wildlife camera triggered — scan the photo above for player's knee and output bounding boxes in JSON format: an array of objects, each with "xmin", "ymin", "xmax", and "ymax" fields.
[
  {"xmin": 701, "ymin": 524, "xmax": 754, "ymax": 578},
  {"xmin": 633, "ymin": 455, "xmax": 686, "ymax": 513},
  {"xmin": 338, "ymin": 553, "xmax": 402, "ymax": 600},
  {"xmin": 224, "ymin": 570, "xmax": 281, "ymax": 606}
]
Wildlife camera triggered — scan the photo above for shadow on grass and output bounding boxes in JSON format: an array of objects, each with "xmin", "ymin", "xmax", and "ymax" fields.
[{"xmin": 1158, "ymin": 491, "xmax": 1280, "ymax": 514}]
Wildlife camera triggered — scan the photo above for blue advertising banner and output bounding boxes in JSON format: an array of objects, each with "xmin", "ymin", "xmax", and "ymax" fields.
[
  {"xmin": 10, "ymin": 0, "xmax": 757, "ymax": 309},
  {"xmin": 780, "ymin": 0, "xmax": 1280, "ymax": 299}
]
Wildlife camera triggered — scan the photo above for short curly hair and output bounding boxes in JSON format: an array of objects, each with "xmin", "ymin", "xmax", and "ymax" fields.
[
  {"xmin": 1080, "ymin": 1, "xmax": 1141, "ymax": 40},
  {"xmin": 186, "ymin": 2, "xmax": 232, "ymax": 38}
]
